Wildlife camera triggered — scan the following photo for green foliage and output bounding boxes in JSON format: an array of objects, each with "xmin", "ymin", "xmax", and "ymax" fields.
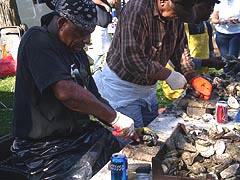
[
  {"xmin": 0, "ymin": 76, "xmax": 15, "ymax": 108},
  {"xmin": 156, "ymin": 81, "xmax": 172, "ymax": 108},
  {"xmin": 0, "ymin": 109, "xmax": 12, "ymax": 136},
  {"xmin": 0, "ymin": 76, "xmax": 15, "ymax": 136}
]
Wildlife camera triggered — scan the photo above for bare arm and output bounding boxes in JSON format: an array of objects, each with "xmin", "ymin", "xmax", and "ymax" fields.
[
  {"xmin": 52, "ymin": 79, "xmax": 116, "ymax": 124},
  {"xmin": 92, "ymin": 0, "xmax": 106, "ymax": 7},
  {"xmin": 212, "ymin": 11, "xmax": 228, "ymax": 25},
  {"xmin": 211, "ymin": 11, "xmax": 220, "ymax": 24}
]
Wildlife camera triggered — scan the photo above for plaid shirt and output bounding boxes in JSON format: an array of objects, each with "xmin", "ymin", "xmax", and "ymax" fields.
[{"xmin": 106, "ymin": 0, "xmax": 185, "ymax": 85}]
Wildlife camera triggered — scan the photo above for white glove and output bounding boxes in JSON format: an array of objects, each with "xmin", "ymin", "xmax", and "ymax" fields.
[
  {"xmin": 110, "ymin": 111, "xmax": 135, "ymax": 138},
  {"xmin": 166, "ymin": 71, "xmax": 187, "ymax": 90}
]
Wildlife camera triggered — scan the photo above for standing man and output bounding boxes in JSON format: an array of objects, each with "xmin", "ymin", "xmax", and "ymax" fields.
[
  {"xmin": 94, "ymin": 0, "xmax": 199, "ymax": 128},
  {"xmin": 162, "ymin": 0, "xmax": 225, "ymax": 101},
  {"xmin": 11, "ymin": 0, "xmax": 137, "ymax": 179}
]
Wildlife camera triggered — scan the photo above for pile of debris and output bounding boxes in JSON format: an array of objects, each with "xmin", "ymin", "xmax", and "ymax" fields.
[
  {"xmin": 153, "ymin": 123, "xmax": 240, "ymax": 180},
  {"xmin": 165, "ymin": 57, "xmax": 240, "ymax": 122}
]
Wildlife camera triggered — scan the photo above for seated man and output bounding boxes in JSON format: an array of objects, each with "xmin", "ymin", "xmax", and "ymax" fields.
[{"xmin": 11, "ymin": 0, "xmax": 138, "ymax": 179}]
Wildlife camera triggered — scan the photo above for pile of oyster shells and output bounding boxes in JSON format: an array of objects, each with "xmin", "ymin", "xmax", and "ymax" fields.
[
  {"xmin": 160, "ymin": 124, "xmax": 240, "ymax": 179},
  {"xmin": 210, "ymin": 57, "xmax": 240, "ymax": 108}
]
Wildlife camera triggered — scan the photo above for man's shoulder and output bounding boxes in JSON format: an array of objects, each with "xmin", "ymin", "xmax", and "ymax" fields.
[
  {"xmin": 23, "ymin": 26, "xmax": 47, "ymax": 37},
  {"xmin": 20, "ymin": 26, "xmax": 49, "ymax": 44},
  {"xmin": 124, "ymin": 0, "xmax": 151, "ymax": 14}
]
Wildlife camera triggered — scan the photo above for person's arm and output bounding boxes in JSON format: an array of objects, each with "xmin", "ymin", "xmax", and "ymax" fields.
[
  {"xmin": 211, "ymin": 11, "xmax": 228, "ymax": 25},
  {"xmin": 118, "ymin": 5, "xmax": 185, "ymax": 89},
  {"xmin": 52, "ymin": 79, "xmax": 116, "ymax": 123},
  {"xmin": 211, "ymin": 11, "xmax": 220, "ymax": 24},
  {"xmin": 206, "ymin": 22, "xmax": 215, "ymax": 58},
  {"xmin": 52, "ymin": 79, "xmax": 138, "ymax": 140},
  {"xmin": 93, "ymin": 0, "xmax": 111, "ymax": 12}
]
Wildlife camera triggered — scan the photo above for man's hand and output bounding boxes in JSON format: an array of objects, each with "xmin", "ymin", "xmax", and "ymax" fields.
[
  {"xmin": 190, "ymin": 76, "xmax": 212, "ymax": 100},
  {"xmin": 111, "ymin": 111, "xmax": 136, "ymax": 140},
  {"xmin": 218, "ymin": 18, "xmax": 228, "ymax": 25},
  {"xmin": 181, "ymin": 48, "xmax": 195, "ymax": 75},
  {"xmin": 166, "ymin": 71, "xmax": 187, "ymax": 90},
  {"xmin": 202, "ymin": 57, "xmax": 225, "ymax": 70}
]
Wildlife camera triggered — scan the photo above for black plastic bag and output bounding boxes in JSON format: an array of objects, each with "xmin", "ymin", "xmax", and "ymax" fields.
[{"xmin": 11, "ymin": 121, "xmax": 121, "ymax": 180}]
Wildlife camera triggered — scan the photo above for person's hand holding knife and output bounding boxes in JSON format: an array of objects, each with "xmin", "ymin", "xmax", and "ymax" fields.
[{"xmin": 110, "ymin": 111, "xmax": 140, "ymax": 142}]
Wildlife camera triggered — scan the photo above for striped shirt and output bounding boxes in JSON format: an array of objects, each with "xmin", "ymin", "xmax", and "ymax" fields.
[{"xmin": 106, "ymin": 0, "xmax": 185, "ymax": 85}]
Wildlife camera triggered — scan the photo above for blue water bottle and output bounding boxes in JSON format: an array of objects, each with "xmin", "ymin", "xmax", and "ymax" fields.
[{"xmin": 235, "ymin": 109, "xmax": 240, "ymax": 123}]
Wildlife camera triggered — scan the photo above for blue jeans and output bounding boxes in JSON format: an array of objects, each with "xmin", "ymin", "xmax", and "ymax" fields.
[
  {"xmin": 216, "ymin": 31, "xmax": 240, "ymax": 58},
  {"xmin": 116, "ymin": 95, "xmax": 159, "ymax": 128},
  {"xmin": 114, "ymin": 95, "xmax": 159, "ymax": 147}
]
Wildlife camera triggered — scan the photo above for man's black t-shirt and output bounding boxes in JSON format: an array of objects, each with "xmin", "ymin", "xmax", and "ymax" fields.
[{"xmin": 13, "ymin": 26, "xmax": 101, "ymax": 139}]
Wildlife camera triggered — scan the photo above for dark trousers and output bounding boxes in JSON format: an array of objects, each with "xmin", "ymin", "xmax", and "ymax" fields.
[{"xmin": 216, "ymin": 31, "xmax": 240, "ymax": 58}]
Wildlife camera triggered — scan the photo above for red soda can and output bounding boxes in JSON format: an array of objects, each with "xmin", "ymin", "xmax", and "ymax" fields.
[{"xmin": 216, "ymin": 101, "xmax": 228, "ymax": 123}]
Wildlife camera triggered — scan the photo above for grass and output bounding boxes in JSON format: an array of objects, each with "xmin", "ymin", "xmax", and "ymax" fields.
[{"xmin": 0, "ymin": 76, "xmax": 15, "ymax": 137}]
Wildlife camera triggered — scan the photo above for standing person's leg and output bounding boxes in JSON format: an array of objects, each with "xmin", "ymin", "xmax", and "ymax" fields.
[
  {"xmin": 116, "ymin": 100, "xmax": 144, "ymax": 128},
  {"xmin": 216, "ymin": 31, "xmax": 230, "ymax": 56},
  {"xmin": 229, "ymin": 33, "xmax": 240, "ymax": 58},
  {"xmin": 116, "ymin": 96, "xmax": 158, "ymax": 128},
  {"xmin": 142, "ymin": 95, "xmax": 159, "ymax": 126}
]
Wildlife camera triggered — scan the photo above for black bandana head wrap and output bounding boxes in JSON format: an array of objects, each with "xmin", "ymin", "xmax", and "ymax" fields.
[{"xmin": 46, "ymin": 0, "xmax": 97, "ymax": 32}]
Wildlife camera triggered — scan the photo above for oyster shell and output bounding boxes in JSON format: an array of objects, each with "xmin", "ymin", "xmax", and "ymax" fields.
[
  {"xmin": 214, "ymin": 140, "xmax": 226, "ymax": 155},
  {"xmin": 188, "ymin": 162, "xmax": 206, "ymax": 174},
  {"xmin": 212, "ymin": 153, "xmax": 232, "ymax": 164},
  {"xmin": 228, "ymin": 96, "xmax": 240, "ymax": 109},
  {"xmin": 201, "ymin": 113, "xmax": 214, "ymax": 122},
  {"xmin": 181, "ymin": 151, "xmax": 199, "ymax": 166},
  {"xmin": 195, "ymin": 142, "xmax": 215, "ymax": 158},
  {"xmin": 174, "ymin": 133, "xmax": 196, "ymax": 152},
  {"xmin": 220, "ymin": 163, "xmax": 240, "ymax": 179}
]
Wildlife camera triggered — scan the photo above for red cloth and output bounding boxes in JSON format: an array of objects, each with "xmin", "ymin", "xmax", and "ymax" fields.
[{"xmin": 0, "ymin": 55, "xmax": 17, "ymax": 77}]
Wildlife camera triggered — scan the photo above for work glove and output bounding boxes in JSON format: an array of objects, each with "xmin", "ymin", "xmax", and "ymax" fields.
[
  {"xmin": 166, "ymin": 70, "xmax": 187, "ymax": 90},
  {"xmin": 110, "ymin": 111, "xmax": 135, "ymax": 139},
  {"xmin": 201, "ymin": 57, "xmax": 225, "ymax": 70},
  {"xmin": 135, "ymin": 127, "xmax": 159, "ymax": 146},
  {"xmin": 190, "ymin": 76, "xmax": 212, "ymax": 100}
]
